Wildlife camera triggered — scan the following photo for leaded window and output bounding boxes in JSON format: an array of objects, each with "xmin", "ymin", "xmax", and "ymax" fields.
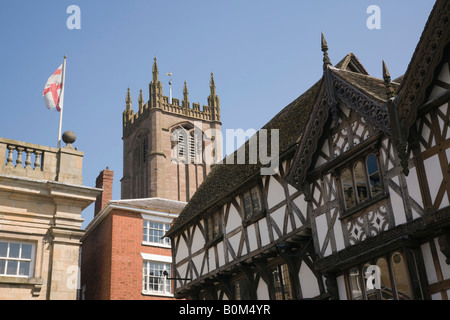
[
  {"xmin": 340, "ymin": 153, "xmax": 383, "ymax": 211},
  {"xmin": 346, "ymin": 250, "xmax": 415, "ymax": 300},
  {"xmin": 205, "ymin": 211, "xmax": 222, "ymax": 243},
  {"xmin": 272, "ymin": 263, "xmax": 293, "ymax": 300},
  {"xmin": 242, "ymin": 186, "xmax": 263, "ymax": 220}
]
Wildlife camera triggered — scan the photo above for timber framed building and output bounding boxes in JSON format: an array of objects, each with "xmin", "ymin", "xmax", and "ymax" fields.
[{"xmin": 165, "ymin": 0, "xmax": 450, "ymax": 300}]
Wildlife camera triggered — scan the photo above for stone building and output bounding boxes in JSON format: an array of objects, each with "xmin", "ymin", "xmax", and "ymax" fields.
[
  {"xmin": 165, "ymin": 0, "xmax": 450, "ymax": 300},
  {"xmin": 121, "ymin": 58, "xmax": 222, "ymax": 202},
  {"xmin": 80, "ymin": 59, "xmax": 222, "ymax": 299},
  {"xmin": 0, "ymin": 132, "xmax": 101, "ymax": 299}
]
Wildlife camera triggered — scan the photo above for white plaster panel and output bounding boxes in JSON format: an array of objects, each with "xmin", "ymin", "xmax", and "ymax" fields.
[
  {"xmin": 175, "ymin": 234, "xmax": 188, "ymax": 262},
  {"xmin": 217, "ymin": 241, "xmax": 225, "ymax": 268},
  {"xmin": 192, "ymin": 253, "xmax": 204, "ymax": 277},
  {"xmin": 316, "ymin": 213, "xmax": 328, "ymax": 255},
  {"xmin": 333, "ymin": 213, "xmax": 345, "ymax": 252},
  {"xmin": 258, "ymin": 218, "xmax": 270, "ymax": 247},
  {"xmin": 424, "ymin": 154, "xmax": 442, "ymax": 203},
  {"xmin": 208, "ymin": 247, "xmax": 215, "ymax": 272},
  {"xmin": 271, "ymin": 205, "xmax": 285, "ymax": 237},
  {"xmin": 405, "ymin": 166, "xmax": 424, "ymax": 210},
  {"xmin": 267, "ymin": 176, "xmax": 285, "ymax": 209},
  {"xmin": 191, "ymin": 224, "xmax": 205, "ymax": 254},
  {"xmin": 299, "ymin": 262, "xmax": 320, "ymax": 298},
  {"xmin": 336, "ymin": 275, "xmax": 347, "ymax": 300},
  {"xmin": 226, "ymin": 202, "xmax": 242, "ymax": 233},
  {"xmin": 228, "ymin": 232, "xmax": 241, "ymax": 257},
  {"xmin": 421, "ymin": 242, "xmax": 437, "ymax": 284},
  {"xmin": 389, "ymin": 176, "xmax": 406, "ymax": 226},
  {"xmin": 247, "ymin": 224, "xmax": 258, "ymax": 252},
  {"xmin": 257, "ymin": 277, "xmax": 269, "ymax": 300}
]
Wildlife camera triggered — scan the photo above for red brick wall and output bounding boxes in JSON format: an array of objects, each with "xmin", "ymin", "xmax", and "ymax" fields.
[
  {"xmin": 109, "ymin": 209, "xmax": 174, "ymax": 300},
  {"xmin": 81, "ymin": 213, "xmax": 113, "ymax": 300},
  {"xmin": 94, "ymin": 169, "xmax": 114, "ymax": 216}
]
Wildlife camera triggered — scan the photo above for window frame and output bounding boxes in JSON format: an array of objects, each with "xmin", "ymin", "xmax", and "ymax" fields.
[
  {"xmin": 338, "ymin": 152, "xmax": 386, "ymax": 217},
  {"xmin": 344, "ymin": 249, "xmax": 416, "ymax": 300},
  {"xmin": 0, "ymin": 240, "xmax": 35, "ymax": 278},
  {"xmin": 271, "ymin": 263, "xmax": 293, "ymax": 300},
  {"xmin": 204, "ymin": 210, "xmax": 223, "ymax": 245},
  {"xmin": 142, "ymin": 260, "xmax": 173, "ymax": 297},
  {"xmin": 241, "ymin": 185, "xmax": 265, "ymax": 225},
  {"xmin": 142, "ymin": 219, "xmax": 171, "ymax": 247}
]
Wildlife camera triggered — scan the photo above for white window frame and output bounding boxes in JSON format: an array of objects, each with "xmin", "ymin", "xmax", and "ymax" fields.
[
  {"xmin": 0, "ymin": 240, "xmax": 35, "ymax": 278},
  {"xmin": 143, "ymin": 220, "xmax": 171, "ymax": 247},
  {"xmin": 141, "ymin": 213, "xmax": 173, "ymax": 249},
  {"xmin": 141, "ymin": 253, "xmax": 173, "ymax": 297}
]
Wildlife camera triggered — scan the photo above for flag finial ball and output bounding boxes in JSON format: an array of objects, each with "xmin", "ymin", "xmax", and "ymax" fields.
[{"xmin": 62, "ymin": 131, "xmax": 76, "ymax": 147}]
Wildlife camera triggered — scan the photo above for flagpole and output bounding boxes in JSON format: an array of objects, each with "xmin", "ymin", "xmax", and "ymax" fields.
[{"xmin": 57, "ymin": 56, "xmax": 67, "ymax": 148}]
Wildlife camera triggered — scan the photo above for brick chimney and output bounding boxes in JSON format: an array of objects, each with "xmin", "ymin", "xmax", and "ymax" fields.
[{"xmin": 94, "ymin": 167, "xmax": 114, "ymax": 216}]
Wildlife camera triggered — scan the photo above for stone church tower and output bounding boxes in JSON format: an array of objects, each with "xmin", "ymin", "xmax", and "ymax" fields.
[{"xmin": 121, "ymin": 58, "xmax": 222, "ymax": 201}]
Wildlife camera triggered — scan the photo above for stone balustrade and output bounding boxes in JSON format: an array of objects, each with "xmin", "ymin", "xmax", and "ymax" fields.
[{"xmin": 0, "ymin": 137, "xmax": 84, "ymax": 185}]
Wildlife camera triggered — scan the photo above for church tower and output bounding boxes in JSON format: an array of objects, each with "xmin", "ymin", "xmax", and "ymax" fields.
[{"xmin": 121, "ymin": 58, "xmax": 222, "ymax": 201}]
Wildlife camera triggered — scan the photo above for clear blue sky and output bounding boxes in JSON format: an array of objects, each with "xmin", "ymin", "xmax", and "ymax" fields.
[{"xmin": 0, "ymin": 1, "xmax": 435, "ymax": 227}]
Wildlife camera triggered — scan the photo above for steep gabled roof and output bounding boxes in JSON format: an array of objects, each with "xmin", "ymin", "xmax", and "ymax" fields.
[
  {"xmin": 166, "ymin": 53, "xmax": 383, "ymax": 238},
  {"xmin": 331, "ymin": 68, "xmax": 399, "ymax": 103},
  {"xmin": 334, "ymin": 53, "xmax": 369, "ymax": 75},
  {"xmin": 396, "ymin": 0, "xmax": 450, "ymax": 133},
  {"xmin": 166, "ymin": 78, "xmax": 323, "ymax": 237}
]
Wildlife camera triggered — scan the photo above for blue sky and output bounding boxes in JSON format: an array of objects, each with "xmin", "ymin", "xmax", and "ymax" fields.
[{"xmin": 0, "ymin": 1, "xmax": 435, "ymax": 227}]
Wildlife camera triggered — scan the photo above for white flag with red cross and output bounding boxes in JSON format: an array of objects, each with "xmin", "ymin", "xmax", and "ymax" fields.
[{"xmin": 43, "ymin": 64, "xmax": 64, "ymax": 111}]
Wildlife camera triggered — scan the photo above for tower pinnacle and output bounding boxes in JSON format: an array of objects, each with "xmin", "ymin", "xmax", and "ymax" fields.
[
  {"xmin": 152, "ymin": 57, "xmax": 159, "ymax": 82},
  {"xmin": 210, "ymin": 73, "xmax": 216, "ymax": 96},
  {"xmin": 183, "ymin": 81, "xmax": 189, "ymax": 110}
]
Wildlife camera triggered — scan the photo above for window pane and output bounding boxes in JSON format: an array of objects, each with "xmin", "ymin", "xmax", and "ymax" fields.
[
  {"xmin": 21, "ymin": 244, "xmax": 32, "ymax": 260},
  {"xmin": 354, "ymin": 162, "xmax": 368, "ymax": 202},
  {"xmin": 391, "ymin": 252, "xmax": 412, "ymax": 300},
  {"xmin": 18, "ymin": 261, "xmax": 30, "ymax": 276},
  {"xmin": 362, "ymin": 263, "xmax": 377, "ymax": 300},
  {"xmin": 349, "ymin": 267, "xmax": 363, "ymax": 300},
  {"xmin": 6, "ymin": 261, "xmax": 18, "ymax": 275},
  {"xmin": 0, "ymin": 242, "xmax": 7, "ymax": 257},
  {"xmin": 250, "ymin": 187, "xmax": 261, "ymax": 212},
  {"xmin": 377, "ymin": 257, "xmax": 392, "ymax": 300},
  {"xmin": 367, "ymin": 154, "xmax": 381, "ymax": 196},
  {"xmin": 342, "ymin": 169, "xmax": 355, "ymax": 209},
  {"xmin": 243, "ymin": 192, "xmax": 252, "ymax": 219},
  {"xmin": 271, "ymin": 264, "xmax": 293, "ymax": 300},
  {"xmin": 0, "ymin": 260, "xmax": 5, "ymax": 274},
  {"xmin": 9, "ymin": 243, "xmax": 20, "ymax": 258}
]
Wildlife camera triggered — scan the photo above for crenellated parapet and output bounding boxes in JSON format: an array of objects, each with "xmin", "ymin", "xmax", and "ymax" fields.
[{"xmin": 123, "ymin": 58, "xmax": 220, "ymax": 137}]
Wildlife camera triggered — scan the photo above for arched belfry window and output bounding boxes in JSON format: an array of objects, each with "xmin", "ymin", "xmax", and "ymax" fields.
[{"xmin": 171, "ymin": 124, "xmax": 201, "ymax": 164}]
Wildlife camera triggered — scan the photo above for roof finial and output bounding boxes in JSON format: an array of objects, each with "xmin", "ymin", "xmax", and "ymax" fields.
[
  {"xmin": 382, "ymin": 60, "xmax": 395, "ymax": 99},
  {"xmin": 321, "ymin": 32, "xmax": 331, "ymax": 68}
]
